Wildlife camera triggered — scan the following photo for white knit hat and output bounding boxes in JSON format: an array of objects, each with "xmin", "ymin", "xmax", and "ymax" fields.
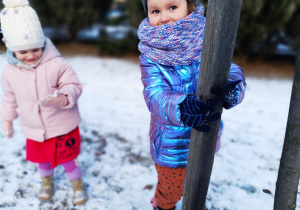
[{"xmin": 0, "ymin": 0, "xmax": 45, "ymax": 51}]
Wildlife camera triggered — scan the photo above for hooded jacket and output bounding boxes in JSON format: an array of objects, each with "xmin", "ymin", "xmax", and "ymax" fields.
[
  {"xmin": 140, "ymin": 54, "xmax": 246, "ymax": 168},
  {"xmin": 0, "ymin": 38, "xmax": 82, "ymax": 142}
]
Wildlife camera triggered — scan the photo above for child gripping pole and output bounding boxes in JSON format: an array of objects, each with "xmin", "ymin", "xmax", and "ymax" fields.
[{"xmin": 138, "ymin": 0, "xmax": 246, "ymax": 209}]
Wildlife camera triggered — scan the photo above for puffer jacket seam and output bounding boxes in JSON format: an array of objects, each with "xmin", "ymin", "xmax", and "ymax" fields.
[{"xmin": 157, "ymin": 158, "xmax": 187, "ymax": 163}]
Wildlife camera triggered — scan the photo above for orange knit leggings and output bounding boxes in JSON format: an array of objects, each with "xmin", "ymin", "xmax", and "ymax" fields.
[{"xmin": 154, "ymin": 164, "xmax": 186, "ymax": 209}]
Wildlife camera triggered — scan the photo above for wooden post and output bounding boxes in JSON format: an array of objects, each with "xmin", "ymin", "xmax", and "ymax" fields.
[
  {"xmin": 182, "ymin": 1, "xmax": 242, "ymax": 209},
  {"xmin": 274, "ymin": 49, "xmax": 300, "ymax": 210}
]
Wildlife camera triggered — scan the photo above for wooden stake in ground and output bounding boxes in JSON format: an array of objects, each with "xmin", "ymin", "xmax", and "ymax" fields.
[
  {"xmin": 274, "ymin": 49, "xmax": 300, "ymax": 210},
  {"xmin": 182, "ymin": 1, "xmax": 242, "ymax": 209}
]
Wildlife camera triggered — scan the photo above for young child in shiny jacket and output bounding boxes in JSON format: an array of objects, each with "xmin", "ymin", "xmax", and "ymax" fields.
[
  {"xmin": 0, "ymin": 0, "xmax": 87, "ymax": 205},
  {"xmin": 138, "ymin": 0, "xmax": 246, "ymax": 209}
]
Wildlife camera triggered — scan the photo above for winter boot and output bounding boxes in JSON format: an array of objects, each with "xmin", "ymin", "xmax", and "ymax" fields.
[
  {"xmin": 39, "ymin": 175, "xmax": 53, "ymax": 201},
  {"xmin": 151, "ymin": 197, "xmax": 176, "ymax": 210},
  {"xmin": 70, "ymin": 178, "xmax": 88, "ymax": 205}
]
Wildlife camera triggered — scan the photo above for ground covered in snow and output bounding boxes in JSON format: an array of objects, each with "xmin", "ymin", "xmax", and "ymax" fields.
[{"xmin": 0, "ymin": 55, "xmax": 298, "ymax": 210}]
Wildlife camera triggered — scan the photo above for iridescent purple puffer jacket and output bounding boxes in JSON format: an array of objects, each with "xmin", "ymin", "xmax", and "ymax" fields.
[{"xmin": 140, "ymin": 54, "xmax": 246, "ymax": 168}]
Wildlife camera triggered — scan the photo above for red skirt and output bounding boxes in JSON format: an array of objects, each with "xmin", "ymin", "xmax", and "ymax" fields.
[{"xmin": 26, "ymin": 127, "xmax": 81, "ymax": 168}]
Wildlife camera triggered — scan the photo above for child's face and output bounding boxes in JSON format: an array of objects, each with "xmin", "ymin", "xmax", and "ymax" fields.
[
  {"xmin": 147, "ymin": 0, "xmax": 189, "ymax": 26},
  {"xmin": 14, "ymin": 48, "xmax": 43, "ymax": 65}
]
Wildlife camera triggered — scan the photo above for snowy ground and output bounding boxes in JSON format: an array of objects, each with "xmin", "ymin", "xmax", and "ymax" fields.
[{"xmin": 0, "ymin": 54, "xmax": 298, "ymax": 210}]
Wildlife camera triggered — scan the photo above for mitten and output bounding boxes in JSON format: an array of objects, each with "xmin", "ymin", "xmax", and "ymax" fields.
[
  {"xmin": 179, "ymin": 95, "xmax": 221, "ymax": 132},
  {"xmin": 3, "ymin": 120, "xmax": 13, "ymax": 138},
  {"xmin": 211, "ymin": 80, "xmax": 242, "ymax": 109},
  {"xmin": 39, "ymin": 90, "xmax": 68, "ymax": 108}
]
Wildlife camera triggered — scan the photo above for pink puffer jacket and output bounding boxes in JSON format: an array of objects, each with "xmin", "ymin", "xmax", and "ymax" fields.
[{"xmin": 0, "ymin": 38, "xmax": 82, "ymax": 142}]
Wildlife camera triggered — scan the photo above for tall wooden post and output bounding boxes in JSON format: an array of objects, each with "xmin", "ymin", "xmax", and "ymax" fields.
[
  {"xmin": 274, "ymin": 49, "xmax": 300, "ymax": 209},
  {"xmin": 182, "ymin": 1, "xmax": 242, "ymax": 209}
]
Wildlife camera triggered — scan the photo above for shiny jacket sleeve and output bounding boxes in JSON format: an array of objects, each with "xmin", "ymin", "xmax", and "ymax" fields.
[
  {"xmin": 228, "ymin": 62, "xmax": 246, "ymax": 109},
  {"xmin": 140, "ymin": 54, "xmax": 186, "ymax": 126}
]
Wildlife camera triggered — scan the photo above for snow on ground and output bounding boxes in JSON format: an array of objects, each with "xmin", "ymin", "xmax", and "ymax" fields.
[{"xmin": 0, "ymin": 54, "xmax": 298, "ymax": 210}]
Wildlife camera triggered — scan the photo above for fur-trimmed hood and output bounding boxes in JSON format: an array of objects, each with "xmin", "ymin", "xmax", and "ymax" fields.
[{"xmin": 6, "ymin": 38, "xmax": 61, "ymax": 70}]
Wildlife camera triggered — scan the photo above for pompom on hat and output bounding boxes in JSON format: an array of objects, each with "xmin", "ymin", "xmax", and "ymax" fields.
[{"xmin": 0, "ymin": 0, "xmax": 45, "ymax": 52}]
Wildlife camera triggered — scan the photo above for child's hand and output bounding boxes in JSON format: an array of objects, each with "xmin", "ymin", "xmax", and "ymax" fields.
[
  {"xmin": 39, "ymin": 90, "xmax": 68, "ymax": 108},
  {"xmin": 179, "ymin": 95, "xmax": 221, "ymax": 132},
  {"xmin": 211, "ymin": 80, "xmax": 242, "ymax": 109},
  {"xmin": 3, "ymin": 120, "xmax": 13, "ymax": 138}
]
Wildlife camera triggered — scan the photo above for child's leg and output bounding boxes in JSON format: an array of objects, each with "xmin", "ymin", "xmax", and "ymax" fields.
[
  {"xmin": 61, "ymin": 159, "xmax": 82, "ymax": 180},
  {"xmin": 38, "ymin": 162, "xmax": 54, "ymax": 177},
  {"xmin": 38, "ymin": 162, "xmax": 54, "ymax": 200},
  {"xmin": 154, "ymin": 164, "xmax": 186, "ymax": 209},
  {"xmin": 61, "ymin": 159, "xmax": 87, "ymax": 205}
]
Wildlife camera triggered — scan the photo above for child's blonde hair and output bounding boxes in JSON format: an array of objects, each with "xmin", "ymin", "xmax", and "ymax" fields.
[{"xmin": 187, "ymin": 0, "xmax": 197, "ymax": 14}]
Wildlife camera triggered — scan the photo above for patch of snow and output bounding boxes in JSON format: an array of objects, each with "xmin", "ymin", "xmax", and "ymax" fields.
[{"xmin": 0, "ymin": 54, "xmax": 298, "ymax": 210}]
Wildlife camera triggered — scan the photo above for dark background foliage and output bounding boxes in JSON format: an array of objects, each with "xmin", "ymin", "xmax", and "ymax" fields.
[
  {"xmin": 0, "ymin": 0, "xmax": 299, "ymax": 57},
  {"xmin": 30, "ymin": 0, "xmax": 113, "ymax": 40},
  {"xmin": 125, "ymin": 0, "xmax": 300, "ymax": 56}
]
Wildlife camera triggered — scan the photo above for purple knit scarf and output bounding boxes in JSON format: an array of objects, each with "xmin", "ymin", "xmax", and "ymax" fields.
[{"xmin": 138, "ymin": 4, "xmax": 205, "ymax": 66}]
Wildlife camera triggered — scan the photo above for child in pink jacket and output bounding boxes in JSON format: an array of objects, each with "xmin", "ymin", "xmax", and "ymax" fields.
[{"xmin": 0, "ymin": 0, "xmax": 87, "ymax": 205}]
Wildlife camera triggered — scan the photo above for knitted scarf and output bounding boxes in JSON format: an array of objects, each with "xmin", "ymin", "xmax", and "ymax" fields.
[{"xmin": 138, "ymin": 4, "xmax": 206, "ymax": 66}]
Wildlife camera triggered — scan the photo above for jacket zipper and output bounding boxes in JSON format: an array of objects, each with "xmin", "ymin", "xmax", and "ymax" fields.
[{"xmin": 34, "ymin": 69, "xmax": 46, "ymax": 138}]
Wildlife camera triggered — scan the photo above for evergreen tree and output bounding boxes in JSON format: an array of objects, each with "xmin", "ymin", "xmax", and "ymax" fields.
[
  {"xmin": 30, "ymin": 0, "xmax": 112, "ymax": 40},
  {"xmin": 126, "ymin": 0, "xmax": 146, "ymax": 29},
  {"xmin": 200, "ymin": 0, "xmax": 300, "ymax": 55},
  {"xmin": 237, "ymin": 0, "xmax": 299, "ymax": 55},
  {"xmin": 284, "ymin": 4, "xmax": 300, "ymax": 50}
]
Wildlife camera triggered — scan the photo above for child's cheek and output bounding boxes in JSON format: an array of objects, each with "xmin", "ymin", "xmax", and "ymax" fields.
[{"xmin": 149, "ymin": 17, "xmax": 157, "ymax": 26}]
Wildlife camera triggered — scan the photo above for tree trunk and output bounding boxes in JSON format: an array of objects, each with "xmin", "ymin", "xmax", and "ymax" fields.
[
  {"xmin": 274, "ymin": 49, "xmax": 300, "ymax": 210},
  {"xmin": 182, "ymin": 1, "xmax": 243, "ymax": 209}
]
